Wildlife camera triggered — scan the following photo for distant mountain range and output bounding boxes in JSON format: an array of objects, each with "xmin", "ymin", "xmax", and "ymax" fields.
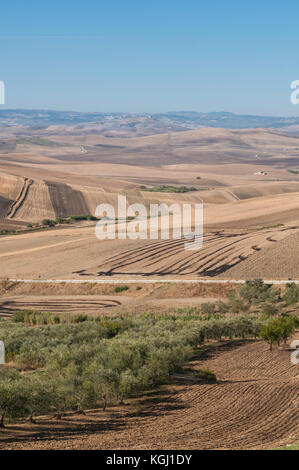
[{"xmin": 1, "ymin": 109, "xmax": 299, "ymax": 135}]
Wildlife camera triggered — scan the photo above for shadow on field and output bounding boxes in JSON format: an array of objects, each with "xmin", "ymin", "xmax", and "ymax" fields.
[
  {"xmin": 193, "ymin": 339, "xmax": 257, "ymax": 362},
  {"xmin": 0, "ymin": 388, "xmax": 187, "ymax": 446}
]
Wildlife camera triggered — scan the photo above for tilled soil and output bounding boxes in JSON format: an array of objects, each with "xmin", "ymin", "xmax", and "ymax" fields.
[
  {"xmin": 0, "ymin": 295, "xmax": 132, "ymax": 318},
  {"xmin": 1, "ymin": 338, "xmax": 298, "ymax": 450}
]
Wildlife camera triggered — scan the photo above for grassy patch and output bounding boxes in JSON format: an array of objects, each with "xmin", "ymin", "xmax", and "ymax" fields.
[
  {"xmin": 274, "ymin": 443, "xmax": 299, "ymax": 450},
  {"xmin": 17, "ymin": 137, "xmax": 73, "ymax": 147},
  {"xmin": 140, "ymin": 185, "xmax": 198, "ymax": 193},
  {"xmin": 248, "ymin": 224, "xmax": 284, "ymax": 232},
  {"xmin": 114, "ymin": 286, "xmax": 130, "ymax": 293}
]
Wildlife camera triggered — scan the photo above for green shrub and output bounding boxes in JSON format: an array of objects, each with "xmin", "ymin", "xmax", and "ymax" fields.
[
  {"xmin": 196, "ymin": 368, "xmax": 217, "ymax": 382},
  {"xmin": 216, "ymin": 300, "xmax": 230, "ymax": 314},
  {"xmin": 114, "ymin": 286, "xmax": 129, "ymax": 293},
  {"xmin": 229, "ymin": 296, "xmax": 250, "ymax": 314},
  {"xmin": 283, "ymin": 283, "xmax": 299, "ymax": 306},
  {"xmin": 42, "ymin": 219, "xmax": 56, "ymax": 227},
  {"xmin": 56, "ymin": 217, "xmax": 67, "ymax": 224},
  {"xmin": 12, "ymin": 311, "xmax": 26, "ymax": 323},
  {"xmin": 240, "ymin": 279, "xmax": 276, "ymax": 304},
  {"xmin": 201, "ymin": 303, "xmax": 216, "ymax": 315},
  {"xmin": 72, "ymin": 314, "xmax": 89, "ymax": 323},
  {"xmin": 140, "ymin": 185, "xmax": 198, "ymax": 193},
  {"xmin": 259, "ymin": 316, "xmax": 296, "ymax": 350},
  {"xmin": 261, "ymin": 303, "xmax": 278, "ymax": 318}
]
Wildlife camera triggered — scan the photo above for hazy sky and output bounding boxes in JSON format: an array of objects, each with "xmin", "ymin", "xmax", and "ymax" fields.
[{"xmin": 1, "ymin": 0, "xmax": 299, "ymax": 115}]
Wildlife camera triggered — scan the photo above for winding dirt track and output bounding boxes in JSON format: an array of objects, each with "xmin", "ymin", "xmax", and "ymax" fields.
[
  {"xmin": 7, "ymin": 177, "xmax": 33, "ymax": 219},
  {"xmin": 1, "ymin": 338, "xmax": 298, "ymax": 450}
]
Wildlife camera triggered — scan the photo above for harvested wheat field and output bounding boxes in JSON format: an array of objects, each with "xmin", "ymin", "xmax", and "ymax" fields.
[
  {"xmin": 1, "ymin": 222, "xmax": 299, "ymax": 280},
  {"xmin": 1, "ymin": 122, "xmax": 299, "ymax": 452},
  {"xmin": 2, "ymin": 127, "xmax": 299, "ymax": 280},
  {"xmin": 0, "ymin": 336, "xmax": 298, "ymax": 450}
]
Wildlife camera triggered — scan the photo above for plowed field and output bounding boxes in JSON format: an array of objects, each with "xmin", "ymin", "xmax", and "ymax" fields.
[{"xmin": 1, "ymin": 337, "xmax": 298, "ymax": 450}]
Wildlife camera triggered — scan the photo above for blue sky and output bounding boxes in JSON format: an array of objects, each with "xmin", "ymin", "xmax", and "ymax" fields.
[{"xmin": 1, "ymin": 0, "xmax": 299, "ymax": 115}]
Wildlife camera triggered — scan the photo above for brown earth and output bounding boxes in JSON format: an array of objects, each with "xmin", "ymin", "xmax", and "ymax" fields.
[
  {"xmin": 0, "ymin": 336, "xmax": 298, "ymax": 450},
  {"xmin": 0, "ymin": 295, "xmax": 132, "ymax": 319},
  {"xmin": 0, "ymin": 222, "xmax": 298, "ymax": 280},
  {"xmin": 0, "ymin": 195, "xmax": 11, "ymax": 218},
  {"xmin": 0, "ymin": 281, "xmax": 235, "ymax": 318},
  {"xmin": 2, "ymin": 126, "xmax": 299, "ymax": 279}
]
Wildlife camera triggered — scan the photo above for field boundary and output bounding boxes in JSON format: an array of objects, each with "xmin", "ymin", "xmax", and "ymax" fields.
[{"xmin": 7, "ymin": 278, "xmax": 299, "ymax": 285}]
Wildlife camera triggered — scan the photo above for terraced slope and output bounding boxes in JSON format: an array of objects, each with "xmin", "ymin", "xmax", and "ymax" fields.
[{"xmin": 0, "ymin": 295, "xmax": 131, "ymax": 319}]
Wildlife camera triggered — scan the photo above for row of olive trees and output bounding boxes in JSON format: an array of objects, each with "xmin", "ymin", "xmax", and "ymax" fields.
[
  {"xmin": 215, "ymin": 280, "xmax": 299, "ymax": 316},
  {"xmin": 0, "ymin": 314, "xmax": 265, "ymax": 426},
  {"xmin": 177, "ymin": 280, "xmax": 285, "ymax": 317}
]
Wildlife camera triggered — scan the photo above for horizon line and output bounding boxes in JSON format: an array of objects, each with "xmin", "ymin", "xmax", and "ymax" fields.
[{"xmin": 0, "ymin": 107, "xmax": 299, "ymax": 119}]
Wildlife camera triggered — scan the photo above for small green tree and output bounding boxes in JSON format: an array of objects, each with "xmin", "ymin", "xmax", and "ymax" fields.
[
  {"xmin": 229, "ymin": 296, "xmax": 250, "ymax": 314},
  {"xmin": 259, "ymin": 317, "xmax": 295, "ymax": 351},
  {"xmin": 283, "ymin": 283, "xmax": 299, "ymax": 306},
  {"xmin": 0, "ymin": 372, "xmax": 27, "ymax": 427},
  {"xmin": 240, "ymin": 279, "xmax": 276, "ymax": 304},
  {"xmin": 200, "ymin": 303, "xmax": 216, "ymax": 315},
  {"xmin": 117, "ymin": 370, "xmax": 139, "ymax": 404},
  {"xmin": 275, "ymin": 317, "xmax": 296, "ymax": 345},
  {"xmin": 259, "ymin": 322, "xmax": 282, "ymax": 351},
  {"xmin": 24, "ymin": 376, "xmax": 56, "ymax": 423},
  {"xmin": 215, "ymin": 300, "xmax": 230, "ymax": 314},
  {"xmin": 84, "ymin": 366, "xmax": 119, "ymax": 411}
]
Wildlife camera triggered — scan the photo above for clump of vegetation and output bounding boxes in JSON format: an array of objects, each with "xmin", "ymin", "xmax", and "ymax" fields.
[
  {"xmin": 240, "ymin": 279, "xmax": 277, "ymax": 305},
  {"xmin": 228, "ymin": 295, "xmax": 250, "ymax": 314},
  {"xmin": 259, "ymin": 316, "xmax": 297, "ymax": 350},
  {"xmin": 283, "ymin": 282, "xmax": 299, "ymax": 306},
  {"xmin": 69, "ymin": 214, "xmax": 98, "ymax": 221},
  {"xmin": 196, "ymin": 368, "xmax": 217, "ymax": 382},
  {"xmin": 215, "ymin": 300, "xmax": 230, "ymax": 314},
  {"xmin": 0, "ymin": 312, "xmax": 263, "ymax": 426},
  {"xmin": 0, "ymin": 229, "xmax": 14, "ymax": 236},
  {"xmin": 42, "ymin": 219, "xmax": 56, "ymax": 227},
  {"xmin": 11, "ymin": 310, "xmax": 93, "ymax": 326},
  {"xmin": 261, "ymin": 303, "xmax": 279, "ymax": 318},
  {"xmin": 1, "ymin": 278, "xmax": 298, "ymax": 427},
  {"xmin": 17, "ymin": 137, "xmax": 73, "ymax": 148},
  {"xmin": 140, "ymin": 185, "xmax": 198, "ymax": 193},
  {"xmin": 200, "ymin": 303, "xmax": 216, "ymax": 315},
  {"xmin": 55, "ymin": 217, "xmax": 70, "ymax": 224},
  {"xmin": 114, "ymin": 286, "xmax": 130, "ymax": 293}
]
